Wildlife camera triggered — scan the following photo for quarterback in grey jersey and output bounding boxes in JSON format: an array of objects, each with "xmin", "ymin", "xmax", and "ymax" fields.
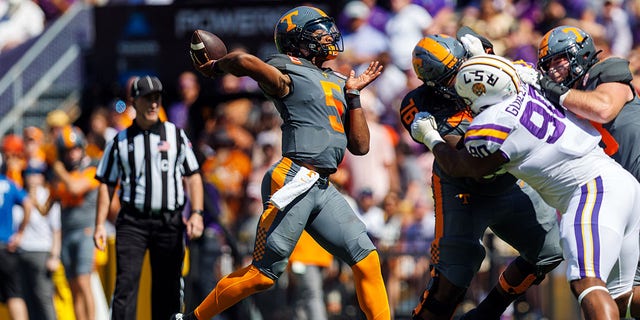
[{"xmin": 173, "ymin": 6, "xmax": 390, "ymax": 320}]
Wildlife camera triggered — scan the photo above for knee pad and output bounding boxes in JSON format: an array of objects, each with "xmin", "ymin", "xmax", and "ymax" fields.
[
  {"xmin": 413, "ymin": 270, "xmax": 466, "ymax": 318},
  {"xmin": 499, "ymin": 257, "xmax": 559, "ymax": 295}
]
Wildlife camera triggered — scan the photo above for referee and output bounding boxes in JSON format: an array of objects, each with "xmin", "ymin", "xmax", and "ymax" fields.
[{"xmin": 93, "ymin": 75, "xmax": 204, "ymax": 320}]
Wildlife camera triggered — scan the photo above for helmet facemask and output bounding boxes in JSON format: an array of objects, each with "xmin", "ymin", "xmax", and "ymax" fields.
[
  {"xmin": 537, "ymin": 26, "xmax": 600, "ymax": 87},
  {"xmin": 299, "ymin": 18, "xmax": 343, "ymax": 60},
  {"xmin": 275, "ymin": 12, "xmax": 343, "ymax": 61}
]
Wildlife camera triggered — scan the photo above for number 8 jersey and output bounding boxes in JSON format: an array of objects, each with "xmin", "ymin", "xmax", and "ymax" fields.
[{"xmin": 464, "ymin": 84, "xmax": 619, "ymax": 212}]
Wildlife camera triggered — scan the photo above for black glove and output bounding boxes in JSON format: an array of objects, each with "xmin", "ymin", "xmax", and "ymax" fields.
[{"xmin": 539, "ymin": 75, "xmax": 570, "ymax": 107}]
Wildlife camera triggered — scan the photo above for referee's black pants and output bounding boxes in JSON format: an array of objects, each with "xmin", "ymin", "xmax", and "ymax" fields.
[{"xmin": 111, "ymin": 209, "xmax": 185, "ymax": 320}]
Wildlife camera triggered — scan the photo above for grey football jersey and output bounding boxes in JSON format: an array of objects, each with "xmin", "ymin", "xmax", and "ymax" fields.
[
  {"xmin": 265, "ymin": 54, "xmax": 349, "ymax": 172},
  {"xmin": 577, "ymin": 58, "xmax": 640, "ymax": 181}
]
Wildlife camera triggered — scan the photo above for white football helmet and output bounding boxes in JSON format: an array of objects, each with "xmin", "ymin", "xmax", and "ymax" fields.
[{"xmin": 454, "ymin": 54, "xmax": 522, "ymax": 115}]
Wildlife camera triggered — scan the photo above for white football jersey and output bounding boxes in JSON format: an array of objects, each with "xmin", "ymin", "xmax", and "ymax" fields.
[{"xmin": 463, "ymin": 84, "xmax": 618, "ymax": 212}]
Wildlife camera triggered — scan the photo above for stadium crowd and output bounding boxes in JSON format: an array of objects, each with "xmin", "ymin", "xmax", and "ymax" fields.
[{"xmin": 1, "ymin": 0, "xmax": 640, "ymax": 319}]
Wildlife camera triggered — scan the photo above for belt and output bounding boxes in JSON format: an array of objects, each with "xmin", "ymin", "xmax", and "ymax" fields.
[
  {"xmin": 121, "ymin": 202, "xmax": 181, "ymax": 219},
  {"xmin": 291, "ymin": 159, "xmax": 334, "ymax": 177}
]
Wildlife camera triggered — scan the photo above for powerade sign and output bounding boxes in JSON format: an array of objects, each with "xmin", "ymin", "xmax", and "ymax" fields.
[{"xmin": 90, "ymin": 1, "xmax": 335, "ymax": 97}]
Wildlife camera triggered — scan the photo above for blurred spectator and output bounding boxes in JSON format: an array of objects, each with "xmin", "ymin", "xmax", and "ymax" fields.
[
  {"xmin": 373, "ymin": 191, "xmax": 403, "ymax": 317},
  {"xmin": 250, "ymin": 103, "xmax": 282, "ymax": 170},
  {"xmin": 557, "ymin": 0, "xmax": 588, "ymax": 19},
  {"xmin": 215, "ymin": 98, "xmax": 256, "ymax": 154},
  {"xmin": 401, "ymin": 199, "xmax": 434, "ymax": 255},
  {"xmin": 578, "ymin": 7, "xmax": 606, "ymax": 44},
  {"xmin": 503, "ymin": 19, "xmax": 539, "ymax": 63},
  {"xmin": 23, "ymin": 126, "xmax": 47, "ymax": 169},
  {"xmin": 0, "ymin": 151, "xmax": 32, "ymax": 320},
  {"xmin": 85, "ymin": 107, "xmax": 117, "ymax": 161},
  {"xmin": 168, "ymin": 71, "xmax": 201, "ymax": 131},
  {"xmin": 395, "ymin": 140, "xmax": 432, "ymax": 209},
  {"xmin": 339, "ymin": 0, "xmax": 390, "ymax": 33},
  {"xmin": 601, "ymin": 0, "xmax": 634, "ymax": 57},
  {"xmin": 51, "ymin": 126, "xmax": 98, "ymax": 320},
  {"xmin": 34, "ymin": 0, "xmax": 74, "ymax": 23},
  {"xmin": 288, "ymin": 232, "xmax": 334, "ymax": 320},
  {"xmin": 341, "ymin": 0, "xmax": 389, "ymax": 67},
  {"xmin": 0, "ymin": 0, "xmax": 45, "ymax": 53},
  {"xmin": 473, "ymin": 0, "xmax": 517, "ymax": 55},
  {"xmin": 354, "ymin": 187, "xmax": 385, "ymax": 237},
  {"xmin": 385, "ymin": 0, "xmax": 432, "ymax": 72},
  {"xmin": 43, "ymin": 109, "xmax": 71, "ymax": 166},
  {"xmin": 343, "ymin": 88, "xmax": 399, "ymax": 204},
  {"xmin": 537, "ymin": 0, "xmax": 568, "ymax": 34},
  {"xmin": 425, "ymin": 6, "xmax": 460, "ymax": 36},
  {"xmin": 200, "ymin": 129, "xmax": 252, "ymax": 229},
  {"xmin": 16, "ymin": 162, "xmax": 61, "ymax": 320},
  {"xmin": 2, "ymin": 134, "xmax": 26, "ymax": 187}
]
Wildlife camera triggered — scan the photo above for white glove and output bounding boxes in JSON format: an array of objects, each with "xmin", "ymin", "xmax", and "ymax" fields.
[
  {"xmin": 411, "ymin": 112, "xmax": 445, "ymax": 150},
  {"xmin": 460, "ymin": 34, "xmax": 485, "ymax": 57},
  {"xmin": 514, "ymin": 63, "xmax": 541, "ymax": 90}
]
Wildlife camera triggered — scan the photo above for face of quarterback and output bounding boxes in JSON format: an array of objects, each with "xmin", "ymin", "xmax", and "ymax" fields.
[{"xmin": 134, "ymin": 92, "xmax": 162, "ymax": 128}]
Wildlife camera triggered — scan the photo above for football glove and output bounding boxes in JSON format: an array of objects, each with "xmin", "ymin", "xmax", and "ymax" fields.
[
  {"xmin": 514, "ymin": 63, "xmax": 541, "ymax": 90},
  {"xmin": 410, "ymin": 112, "xmax": 444, "ymax": 150},
  {"xmin": 539, "ymin": 75, "xmax": 570, "ymax": 107},
  {"xmin": 460, "ymin": 34, "xmax": 485, "ymax": 57}
]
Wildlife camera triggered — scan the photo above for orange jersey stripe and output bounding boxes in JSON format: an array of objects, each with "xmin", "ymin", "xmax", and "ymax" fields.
[
  {"xmin": 254, "ymin": 158, "xmax": 292, "ymax": 261},
  {"xmin": 430, "ymin": 172, "xmax": 444, "ymax": 265}
]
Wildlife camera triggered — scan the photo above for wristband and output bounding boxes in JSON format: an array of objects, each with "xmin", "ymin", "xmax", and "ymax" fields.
[
  {"xmin": 190, "ymin": 209, "xmax": 203, "ymax": 216},
  {"xmin": 422, "ymin": 131, "xmax": 445, "ymax": 150},
  {"xmin": 346, "ymin": 89, "xmax": 360, "ymax": 96},
  {"xmin": 558, "ymin": 89, "xmax": 570, "ymax": 108},
  {"xmin": 346, "ymin": 94, "xmax": 362, "ymax": 110}
]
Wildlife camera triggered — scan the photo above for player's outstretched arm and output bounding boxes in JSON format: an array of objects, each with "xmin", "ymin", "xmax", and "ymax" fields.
[
  {"xmin": 431, "ymin": 143, "xmax": 506, "ymax": 180},
  {"xmin": 411, "ymin": 111, "xmax": 506, "ymax": 179},
  {"xmin": 561, "ymin": 81, "xmax": 632, "ymax": 123},
  {"xmin": 195, "ymin": 51, "xmax": 292, "ymax": 98},
  {"xmin": 344, "ymin": 61, "xmax": 383, "ymax": 155}
]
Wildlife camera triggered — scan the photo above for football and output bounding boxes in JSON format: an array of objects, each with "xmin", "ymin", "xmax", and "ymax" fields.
[{"xmin": 190, "ymin": 29, "xmax": 227, "ymax": 66}]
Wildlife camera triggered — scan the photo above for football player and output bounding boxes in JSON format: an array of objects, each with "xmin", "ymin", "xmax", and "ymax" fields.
[
  {"xmin": 533, "ymin": 27, "xmax": 640, "ymax": 317},
  {"xmin": 411, "ymin": 54, "xmax": 640, "ymax": 319},
  {"xmin": 400, "ymin": 34, "xmax": 563, "ymax": 320},
  {"xmin": 173, "ymin": 6, "xmax": 390, "ymax": 320}
]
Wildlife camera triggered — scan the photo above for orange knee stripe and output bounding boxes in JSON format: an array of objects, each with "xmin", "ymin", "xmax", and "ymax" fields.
[
  {"xmin": 352, "ymin": 251, "xmax": 391, "ymax": 320},
  {"xmin": 194, "ymin": 265, "xmax": 274, "ymax": 319}
]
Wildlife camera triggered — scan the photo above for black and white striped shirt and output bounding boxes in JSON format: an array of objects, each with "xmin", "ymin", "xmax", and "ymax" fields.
[{"xmin": 95, "ymin": 121, "xmax": 200, "ymax": 213}]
